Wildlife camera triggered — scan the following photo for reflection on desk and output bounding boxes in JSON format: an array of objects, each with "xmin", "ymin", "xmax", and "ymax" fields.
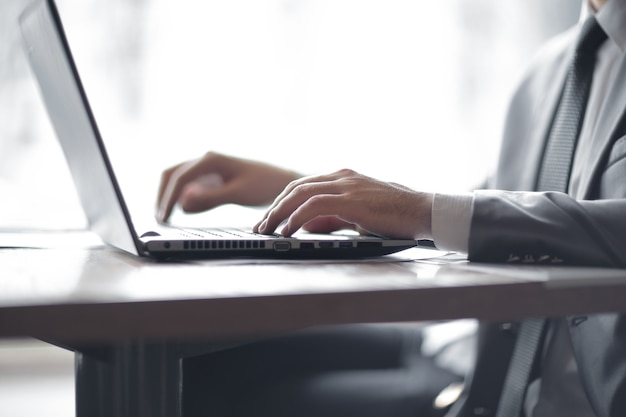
[{"xmin": 0, "ymin": 240, "xmax": 625, "ymax": 343}]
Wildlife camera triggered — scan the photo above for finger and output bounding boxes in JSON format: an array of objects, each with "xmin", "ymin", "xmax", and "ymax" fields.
[
  {"xmin": 254, "ymin": 180, "xmax": 346, "ymax": 234},
  {"xmin": 280, "ymin": 194, "xmax": 350, "ymax": 236},
  {"xmin": 266, "ymin": 170, "xmax": 354, "ymax": 213},
  {"xmin": 157, "ymin": 162, "xmax": 185, "ymax": 209},
  {"xmin": 157, "ymin": 159, "xmax": 214, "ymax": 222},
  {"xmin": 179, "ymin": 170, "xmax": 280, "ymax": 214},
  {"xmin": 177, "ymin": 174, "xmax": 226, "ymax": 213},
  {"xmin": 254, "ymin": 170, "xmax": 355, "ymax": 232},
  {"xmin": 301, "ymin": 216, "xmax": 356, "ymax": 234}
]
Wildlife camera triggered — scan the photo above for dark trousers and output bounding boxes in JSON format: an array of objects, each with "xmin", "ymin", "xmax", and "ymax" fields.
[{"xmin": 183, "ymin": 324, "xmax": 464, "ymax": 417}]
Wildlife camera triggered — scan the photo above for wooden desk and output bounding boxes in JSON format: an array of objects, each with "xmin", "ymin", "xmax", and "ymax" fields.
[{"xmin": 2, "ymin": 243, "xmax": 626, "ymax": 417}]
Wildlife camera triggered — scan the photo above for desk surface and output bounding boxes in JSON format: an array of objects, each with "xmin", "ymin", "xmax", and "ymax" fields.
[{"xmin": 1, "ymin": 237, "xmax": 626, "ymax": 343}]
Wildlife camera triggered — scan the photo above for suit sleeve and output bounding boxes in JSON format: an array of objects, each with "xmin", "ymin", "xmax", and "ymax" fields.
[{"xmin": 468, "ymin": 190, "xmax": 626, "ymax": 267}]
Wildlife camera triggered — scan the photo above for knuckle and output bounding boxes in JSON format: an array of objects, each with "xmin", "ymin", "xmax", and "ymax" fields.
[
  {"xmin": 336, "ymin": 168, "xmax": 356, "ymax": 176},
  {"xmin": 291, "ymin": 182, "xmax": 314, "ymax": 198},
  {"xmin": 265, "ymin": 205, "xmax": 284, "ymax": 223},
  {"xmin": 287, "ymin": 178, "xmax": 300, "ymax": 189},
  {"xmin": 304, "ymin": 194, "xmax": 328, "ymax": 209}
]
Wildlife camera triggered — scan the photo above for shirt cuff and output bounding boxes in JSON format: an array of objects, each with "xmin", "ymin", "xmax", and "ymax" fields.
[{"xmin": 431, "ymin": 192, "xmax": 473, "ymax": 254}]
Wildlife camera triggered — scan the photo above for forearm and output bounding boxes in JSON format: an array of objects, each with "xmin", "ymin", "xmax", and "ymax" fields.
[{"xmin": 469, "ymin": 190, "xmax": 626, "ymax": 267}]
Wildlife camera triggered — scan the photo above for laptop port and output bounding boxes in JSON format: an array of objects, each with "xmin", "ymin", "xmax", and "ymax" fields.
[{"xmin": 273, "ymin": 242, "xmax": 291, "ymax": 251}]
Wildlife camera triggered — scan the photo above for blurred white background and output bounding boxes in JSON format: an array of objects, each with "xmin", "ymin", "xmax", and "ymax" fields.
[
  {"xmin": 1, "ymin": 0, "xmax": 579, "ymax": 230},
  {"xmin": 0, "ymin": 1, "xmax": 580, "ymax": 415}
]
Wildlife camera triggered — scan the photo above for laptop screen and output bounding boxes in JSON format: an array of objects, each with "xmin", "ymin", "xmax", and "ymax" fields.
[{"xmin": 20, "ymin": 0, "xmax": 141, "ymax": 255}]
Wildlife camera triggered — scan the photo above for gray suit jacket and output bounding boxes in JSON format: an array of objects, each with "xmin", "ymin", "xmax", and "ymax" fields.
[
  {"xmin": 469, "ymin": 26, "xmax": 626, "ymax": 268},
  {"xmin": 460, "ymin": 22, "xmax": 626, "ymax": 417}
]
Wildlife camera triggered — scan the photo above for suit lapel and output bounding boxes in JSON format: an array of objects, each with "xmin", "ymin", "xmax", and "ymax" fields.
[{"xmin": 579, "ymin": 54, "xmax": 626, "ymax": 199}]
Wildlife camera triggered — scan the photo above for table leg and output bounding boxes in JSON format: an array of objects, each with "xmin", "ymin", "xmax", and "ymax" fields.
[{"xmin": 75, "ymin": 342, "xmax": 182, "ymax": 417}]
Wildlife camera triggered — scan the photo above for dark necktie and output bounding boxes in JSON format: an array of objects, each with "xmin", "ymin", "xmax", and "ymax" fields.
[
  {"xmin": 536, "ymin": 15, "xmax": 608, "ymax": 192},
  {"xmin": 495, "ymin": 16, "xmax": 607, "ymax": 417}
]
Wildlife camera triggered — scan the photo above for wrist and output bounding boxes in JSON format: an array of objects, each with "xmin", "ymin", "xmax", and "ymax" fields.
[{"xmin": 419, "ymin": 191, "xmax": 434, "ymax": 239}]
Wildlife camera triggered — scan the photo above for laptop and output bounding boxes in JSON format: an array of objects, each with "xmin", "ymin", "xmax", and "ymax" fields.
[{"xmin": 19, "ymin": 0, "xmax": 423, "ymax": 259}]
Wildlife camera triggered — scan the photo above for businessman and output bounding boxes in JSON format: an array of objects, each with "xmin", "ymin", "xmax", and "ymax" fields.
[{"xmin": 157, "ymin": 0, "xmax": 626, "ymax": 415}]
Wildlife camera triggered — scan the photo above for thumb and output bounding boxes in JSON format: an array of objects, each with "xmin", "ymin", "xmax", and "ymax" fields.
[
  {"xmin": 302, "ymin": 216, "xmax": 356, "ymax": 234},
  {"xmin": 178, "ymin": 175, "xmax": 226, "ymax": 213}
]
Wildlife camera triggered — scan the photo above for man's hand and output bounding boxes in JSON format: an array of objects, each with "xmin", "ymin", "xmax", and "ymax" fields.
[
  {"xmin": 157, "ymin": 151, "xmax": 300, "ymax": 222},
  {"xmin": 253, "ymin": 169, "xmax": 433, "ymax": 240}
]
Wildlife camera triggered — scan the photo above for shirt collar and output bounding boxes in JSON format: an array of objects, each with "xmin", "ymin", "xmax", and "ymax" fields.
[{"xmin": 580, "ymin": 0, "xmax": 626, "ymax": 53}]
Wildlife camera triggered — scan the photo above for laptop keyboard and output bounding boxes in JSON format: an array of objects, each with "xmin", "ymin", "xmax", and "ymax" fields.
[{"xmin": 178, "ymin": 227, "xmax": 277, "ymax": 239}]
